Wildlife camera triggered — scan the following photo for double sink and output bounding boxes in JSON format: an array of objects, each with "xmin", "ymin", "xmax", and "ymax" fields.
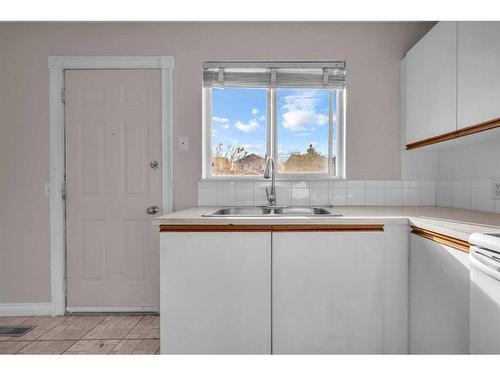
[{"xmin": 202, "ymin": 206, "xmax": 342, "ymax": 217}]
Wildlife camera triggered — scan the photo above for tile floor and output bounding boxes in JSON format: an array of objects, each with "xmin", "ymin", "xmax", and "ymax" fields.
[{"xmin": 0, "ymin": 314, "xmax": 160, "ymax": 354}]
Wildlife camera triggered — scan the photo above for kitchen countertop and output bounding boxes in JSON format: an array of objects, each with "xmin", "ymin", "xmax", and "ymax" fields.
[{"xmin": 153, "ymin": 206, "xmax": 500, "ymax": 242}]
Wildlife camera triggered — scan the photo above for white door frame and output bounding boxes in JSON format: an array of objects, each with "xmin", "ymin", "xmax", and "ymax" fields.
[{"xmin": 48, "ymin": 56, "xmax": 175, "ymax": 316}]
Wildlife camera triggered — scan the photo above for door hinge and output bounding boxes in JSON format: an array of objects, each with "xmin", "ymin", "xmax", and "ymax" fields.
[
  {"xmin": 61, "ymin": 87, "xmax": 65, "ymax": 103},
  {"xmin": 61, "ymin": 181, "xmax": 66, "ymax": 199}
]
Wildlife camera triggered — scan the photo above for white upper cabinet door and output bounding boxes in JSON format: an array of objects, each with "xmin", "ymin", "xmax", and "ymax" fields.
[
  {"xmin": 406, "ymin": 22, "xmax": 457, "ymax": 144},
  {"xmin": 458, "ymin": 22, "xmax": 500, "ymax": 129}
]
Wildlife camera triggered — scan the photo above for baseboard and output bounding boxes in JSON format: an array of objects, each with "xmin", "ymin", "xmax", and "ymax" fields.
[
  {"xmin": 66, "ymin": 306, "xmax": 159, "ymax": 314},
  {"xmin": 0, "ymin": 302, "xmax": 53, "ymax": 316}
]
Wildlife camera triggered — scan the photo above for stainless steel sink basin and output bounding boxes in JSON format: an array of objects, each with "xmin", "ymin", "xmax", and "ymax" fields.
[
  {"xmin": 202, "ymin": 206, "xmax": 342, "ymax": 217},
  {"xmin": 203, "ymin": 207, "xmax": 272, "ymax": 216},
  {"xmin": 272, "ymin": 207, "xmax": 339, "ymax": 216}
]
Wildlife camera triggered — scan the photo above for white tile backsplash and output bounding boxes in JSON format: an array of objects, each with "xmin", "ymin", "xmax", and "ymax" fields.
[
  {"xmin": 330, "ymin": 181, "xmax": 347, "ymax": 206},
  {"xmin": 310, "ymin": 186, "xmax": 329, "ymax": 206},
  {"xmin": 451, "ymin": 180, "xmax": 472, "ymax": 210},
  {"xmin": 403, "ymin": 181, "xmax": 421, "ymax": 206},
  {"xmin": 365, "ymin": 186, "xmax": 385, "ymax": 206},
  {"xmin": 437, "ymin": 186, "xmax": 452, "ymax": 207},
  {"xmin": 235, "ymin": 182, "xmax": 254, "ymax": 206},
  {"xmin": 216, "ymin": 181, "xmax": 235, "ymax": 206},
  {"xmin": 421, "ymin": 187, "xmax": 436, "ymax": 206},
  {"xmin": 276, "ymin": 181, "xmax": 292, "ymax": 207},
  {"xmin": 196, "ymin": 178, "xmax": 499, "ymax": 214},
  {"xmin": 291, "ymin": 187, "xmax": 310, "ymax": 206},
  {"xmin": 384, "ymin": 181, "xmax": 403, "ymax": 206},
  {"xmin": 198, "ymin": 180, "xmax": 217, "ymax": 206},
  {"xmin": 347, "ymin": 181, "xmax": 365, "ymax": 206},
  {"xmin": 471, "ymin": 186, "xmax": 494, "ymax": 213}
]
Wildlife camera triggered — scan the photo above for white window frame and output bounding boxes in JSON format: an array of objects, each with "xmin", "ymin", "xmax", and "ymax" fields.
[{"xmin": 202, "ymin": 87, "xmax": 345, "ymax": 180}]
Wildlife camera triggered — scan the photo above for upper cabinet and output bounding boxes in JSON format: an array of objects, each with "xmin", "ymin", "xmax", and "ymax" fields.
[
  {"xmin": 457, "ymin": 22, "xmax": 500, "ymax": 129},
  {"xmin": 404, "ymin": 21, "xmax": 500, "ymax": 149},
  {"xmin": 405, "ymin": 22, "xmax": 457, "ymax": 145}
]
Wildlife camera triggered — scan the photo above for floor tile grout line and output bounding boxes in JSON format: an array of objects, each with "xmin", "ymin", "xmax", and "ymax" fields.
[
  {"xmin": 124, "ymin": 315, "xmax": 147, "ymax": 337},
  {"xmin": 36, "ymin": 315, "xmax": 107, "ymax": 341},
  {"xmin": 81, "ymin": 315, "xmax": 145, "ymax": 341},
  {"xmin": 61, "ymin": 340, "xmax": 78, "ymax": 355},
  {"xmin": 74, "ymin": 315, "xmax": 108, "ymax": 341},
  {"xmin": 12, "ymin": 340, "xmax": 31, "ymax": 354},
  {"xmin": 62, "ymin": 315, "xmax": 146, "ymax": 354},
  {"xmin": 26, "ymin": 316, "xmax": 72, "ymax": 341}
]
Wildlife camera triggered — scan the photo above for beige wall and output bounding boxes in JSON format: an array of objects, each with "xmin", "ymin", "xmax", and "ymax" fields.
[{"xmin": 0, "ymin": 22, "xmax": 432, "ymax": 303}]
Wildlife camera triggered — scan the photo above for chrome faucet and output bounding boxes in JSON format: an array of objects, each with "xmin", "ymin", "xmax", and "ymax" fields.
[{"xmin": 263, "ymin": 154, "xmax": 276, "ymax": 206}]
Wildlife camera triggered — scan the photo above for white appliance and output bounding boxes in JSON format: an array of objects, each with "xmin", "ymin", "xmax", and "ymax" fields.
[{"xmin": 469, "ymin": 232, "xmax": 500, "ymax": 354}]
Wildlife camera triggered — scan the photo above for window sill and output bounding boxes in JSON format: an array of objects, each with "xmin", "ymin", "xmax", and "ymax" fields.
[{"xmin": 201, "ymin": 175, "xmax": 345, "ymax": 181}]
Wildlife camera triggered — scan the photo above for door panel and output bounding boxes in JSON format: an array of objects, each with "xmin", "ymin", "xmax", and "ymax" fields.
[
  {"xmin": 458, "ymin": 22, "xmax": 500, "ymax": 129},
  {"xmin": 273, "ymin": 232, "xmax": 385, "ymax": 354},
  {"xmin": 65, "ymin": 69, "xmax": 162, "ymax": 310},
  {"xmin": 409, "ymin": 234, "xmax": 470, "ymax": 354},
  {"xmin": 160, "ymin": 232, "xmax": 272, "ymax": 354},
  {"xmin": 406, "ymin": 22, "xmax": 457, "ymax": 144}
]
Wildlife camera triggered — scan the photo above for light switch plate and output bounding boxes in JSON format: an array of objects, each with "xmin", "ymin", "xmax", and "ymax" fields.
[
  {"xmin": 492, "ymin": 179, "xmax": 500, "ymax": 200},
  {"xmin": 179, "ymin": 136, "xmax": 188, "ymax": 152}
]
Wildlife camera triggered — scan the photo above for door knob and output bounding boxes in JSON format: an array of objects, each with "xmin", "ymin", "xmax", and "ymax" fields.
[{"xmin": 146, "ymin": 206, "xmax": 159, "ymax": 215}]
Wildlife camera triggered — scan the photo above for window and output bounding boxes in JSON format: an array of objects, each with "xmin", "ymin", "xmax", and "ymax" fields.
[{"xmin": 203, "ymin": 62, "xmax": 345, "ymax": 178}]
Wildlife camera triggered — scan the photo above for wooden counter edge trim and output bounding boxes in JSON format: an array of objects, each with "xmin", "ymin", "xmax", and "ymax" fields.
[
  {"xmin": 405, "ymin": 117, "xmax": 500, "ymax": 150},
  {"xmin": 159, "ymin": 224, "xmax": 385, "ymax": 232},
  {"xmin": 410, "ymin": 226, "xmax": 470, "ymax": 253}
]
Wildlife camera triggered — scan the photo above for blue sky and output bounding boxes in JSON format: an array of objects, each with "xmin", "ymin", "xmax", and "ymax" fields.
[{"xmin": 211, "ymin": 88, "xmax": 337, "ymax": 161}]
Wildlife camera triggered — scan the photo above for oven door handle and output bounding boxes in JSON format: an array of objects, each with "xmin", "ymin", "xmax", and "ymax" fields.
[{"xmin": 470, "ymin": 246, "xmax": 500, "ymax": 281}]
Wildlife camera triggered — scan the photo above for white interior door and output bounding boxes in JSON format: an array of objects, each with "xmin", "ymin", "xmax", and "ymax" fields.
[{"xmin": 65, "ymin": 69, "xmax": 162, "ymax": 311}]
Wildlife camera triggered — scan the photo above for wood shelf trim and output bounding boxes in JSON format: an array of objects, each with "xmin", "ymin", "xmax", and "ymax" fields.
[
  {"xmin": 159, "ymin": 224, "xmax": 384, "ymax": 233},
  {"xmin": 410, "ymin": 226, "xmax": 470, "ymax": 253},
  {"xmin": 405, "ymin": 117, "xmax": 500, "ymax": 150},
  {"xmin": 270, "ymin": 224, "xmax": 384, "ymax": 232},
  {"xmin": 159, "ymin": 225, "xmax": 272, "ymax": 232}
]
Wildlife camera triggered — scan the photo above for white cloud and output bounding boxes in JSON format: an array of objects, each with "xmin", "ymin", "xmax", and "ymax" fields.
[
  {"xmin": 258, "ymin": 115, "xmax": 266, "ymax": 122},
  {"xmin": 281, "ymin": 91, "xmax": 329, "ymax": 132},
  {"xmin": 251, "ymin": 108, "xmax": 259, "ymax": 115},
  {"xmin": 282, "ymin": 110, "xmax": 327, "ymax": 132},
  {"xmin": 234, "ymin": 119, "xmax": 259, "ymax": 133},
  {"xmin": 212, "ymin": 116, "xmax": 230, "ymax": 128}
]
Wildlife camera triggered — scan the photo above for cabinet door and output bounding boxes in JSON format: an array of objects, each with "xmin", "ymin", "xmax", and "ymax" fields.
[
  {"xmin": 406, "ymin": 22, "xmax": 457, "ymax": 144},
  {"xmin": 160, "ymin": 232, "xmax": 271, "ymax": 354},
  {"xmin": 272, "ymin": 226, "xmax": 408, "ymax": 354},
  {"xmin": 409, "ymin": 234, "xmax": 470, "ymax": 354},
  {"xmin": 458, "ymin": 22, "xmax": 500, "ymax": 129}
]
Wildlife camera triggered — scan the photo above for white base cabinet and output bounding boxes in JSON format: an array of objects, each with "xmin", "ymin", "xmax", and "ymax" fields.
[
  {"xmin": 160, "ymin": 225, "xmax": 409, "ymax": 354},
  {"xmin": 160, "ymin": 232, "xmax": 271, "ymax": 354},
  {"xmin": 272, "ymin": 225, "xmax": 408, "ymax": 354},
  {"xmin": 409, "ymin": 234, "xmax": 470, "ymax": 354}
]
